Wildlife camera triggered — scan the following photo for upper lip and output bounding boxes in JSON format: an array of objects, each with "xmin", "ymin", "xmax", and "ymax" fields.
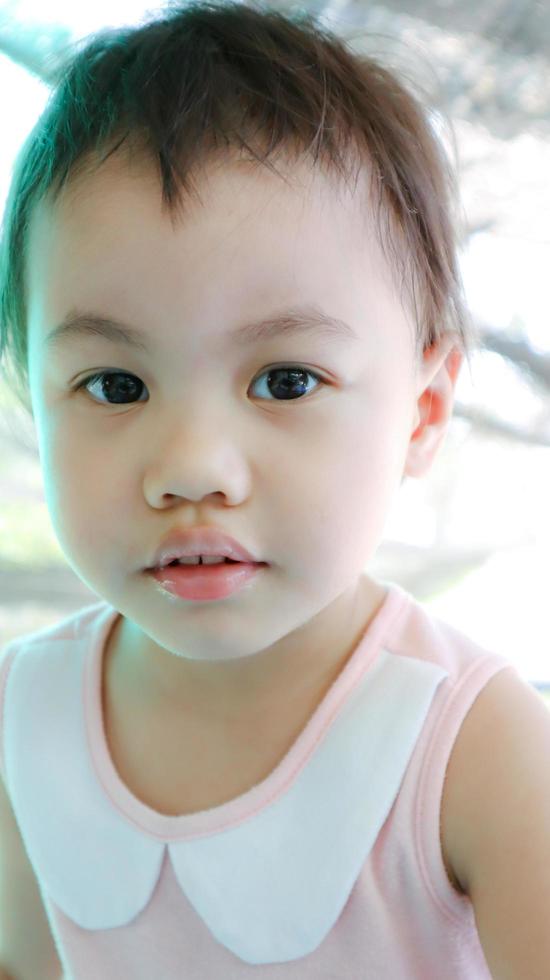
[{"xmin": 147, "ymin": 526, "xmax": 265, "ymax": 569}]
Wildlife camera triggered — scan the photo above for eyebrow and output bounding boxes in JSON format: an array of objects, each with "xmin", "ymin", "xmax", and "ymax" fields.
[{"xmin": 44, "ymin": 303, "xmax": 358, "ymax": 353}]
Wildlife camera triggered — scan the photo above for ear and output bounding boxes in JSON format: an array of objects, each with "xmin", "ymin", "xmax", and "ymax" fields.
[{"xmin": 403, "ymin": 335, "xmax": 464, "ymax": 480}]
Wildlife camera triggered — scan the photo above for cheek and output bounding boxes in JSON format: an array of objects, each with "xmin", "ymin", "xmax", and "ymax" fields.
[
  {"xmin": 38, "ymin": 424, "xmax": 127, "ymax": 556},
  {"xmin": 327, "ymin": 403, "xmax": 407, "ymax": 490},
  {"xmin": 289, "ymin": 418, "xmax": 399, "ymax": 539}
]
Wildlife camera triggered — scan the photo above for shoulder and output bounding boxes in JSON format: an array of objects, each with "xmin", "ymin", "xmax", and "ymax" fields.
[
  {"xmin": 441, "ymin": 666, "xmax": 550, "ymax": 973},
  {"xmin": 442, "ymin": 666, "xmax": 550, "ymax": 892}
]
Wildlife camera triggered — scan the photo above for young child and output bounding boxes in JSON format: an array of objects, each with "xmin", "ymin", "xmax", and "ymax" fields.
[{"xmin": 1, "ymin": 3, "xmax": 549, "ymax": 978}]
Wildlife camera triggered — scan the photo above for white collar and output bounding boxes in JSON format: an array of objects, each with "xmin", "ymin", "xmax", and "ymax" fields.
[{"xmin": 3, "ymin": 595, "xmax": 447, "ymax": 964}]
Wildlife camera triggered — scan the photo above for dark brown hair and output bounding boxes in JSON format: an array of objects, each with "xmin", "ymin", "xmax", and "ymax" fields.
[{"xmin": 0, "ymin": 0, "xmax": 476, "ymax": 414}]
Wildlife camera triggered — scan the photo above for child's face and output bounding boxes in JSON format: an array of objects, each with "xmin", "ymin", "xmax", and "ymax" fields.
[{"xmin": 24, "ymin": 149, "xmax": 459, "ymax": 709}]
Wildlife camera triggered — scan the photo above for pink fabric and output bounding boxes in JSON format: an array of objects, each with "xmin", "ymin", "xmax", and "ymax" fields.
[{"xmin": 0, "ymin": 581, "xmax": 515, "ymax": 978}]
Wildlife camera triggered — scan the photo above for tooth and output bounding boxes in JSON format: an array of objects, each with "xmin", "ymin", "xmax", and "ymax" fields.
[{"xmin": 174, "ymin": 555, "xmax": 228, "ymax": 566}]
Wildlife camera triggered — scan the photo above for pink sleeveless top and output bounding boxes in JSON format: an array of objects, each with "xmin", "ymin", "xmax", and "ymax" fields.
[{"xmin": 0, "ymin": 581, "xmax": 515, "ymax": 978}]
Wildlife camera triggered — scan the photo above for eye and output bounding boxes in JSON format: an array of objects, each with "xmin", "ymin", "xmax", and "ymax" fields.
[
  {"xmin": 72, "ymin": 365, "xmax": 326, "ymax": 405},
  {"xmin": 73, "ymin": 371, "xmax": 148, "ymax": 405},
  {"xmin": 250, "ymin": 365, "xmax": 325, "ymax": 401}
]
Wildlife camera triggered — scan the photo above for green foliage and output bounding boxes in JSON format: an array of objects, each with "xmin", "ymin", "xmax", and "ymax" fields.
[{"xmin": 0, "ymin": 500, "xmax": 64, "ymax": 568}]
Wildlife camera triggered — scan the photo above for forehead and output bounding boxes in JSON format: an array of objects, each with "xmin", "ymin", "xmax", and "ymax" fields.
[
  {"xmin": 29, "ymin": 150, "xmax": 377, "ymax": 266},
  {"xmin": 26, "ymin": 150, "xmax": 415, "ymax": 360}
]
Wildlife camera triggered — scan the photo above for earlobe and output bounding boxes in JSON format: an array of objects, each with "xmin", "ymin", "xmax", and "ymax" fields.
[{"xmin": 403, "ymin": 341, "xmax": 463, "ymax": 480}]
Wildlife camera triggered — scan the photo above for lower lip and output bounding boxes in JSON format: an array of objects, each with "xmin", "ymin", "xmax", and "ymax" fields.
[{"xmin": 147, "ymin": 561, "xmax": 267, "ymax": 601}]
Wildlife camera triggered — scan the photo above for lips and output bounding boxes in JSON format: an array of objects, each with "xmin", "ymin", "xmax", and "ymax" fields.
[{"xmin": 148, "ymin": 556, "xmax": 266, "ymax": 601}]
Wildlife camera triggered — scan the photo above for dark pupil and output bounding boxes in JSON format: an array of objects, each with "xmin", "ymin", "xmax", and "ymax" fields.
[
  {"xmin": 268, "ymin": 368, "xmax": 309, "ymax": 400},
  {"xmin": 102, "ymin": 374, "xmax": 143, "ymax": 403}
]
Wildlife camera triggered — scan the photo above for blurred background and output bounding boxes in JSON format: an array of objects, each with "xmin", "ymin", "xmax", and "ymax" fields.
[{"xmin": 0, "ymin": 0, "xmax": 548, "ymax": 700}]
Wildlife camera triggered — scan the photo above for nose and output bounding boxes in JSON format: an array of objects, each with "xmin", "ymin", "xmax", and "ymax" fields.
[{"xmin": 141, "ymin": 418, "xmax": 251, "ymax": 508}]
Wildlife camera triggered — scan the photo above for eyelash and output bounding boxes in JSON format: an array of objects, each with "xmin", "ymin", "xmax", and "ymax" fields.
[{"xmin": 71, "ymin": 365, "xmax": 327, "ymax": 406}]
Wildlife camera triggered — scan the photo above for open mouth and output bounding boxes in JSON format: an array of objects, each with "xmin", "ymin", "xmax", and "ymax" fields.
[{"xmin": 163, "ymin": 557, "xmax": 240, "ymax": 567}]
